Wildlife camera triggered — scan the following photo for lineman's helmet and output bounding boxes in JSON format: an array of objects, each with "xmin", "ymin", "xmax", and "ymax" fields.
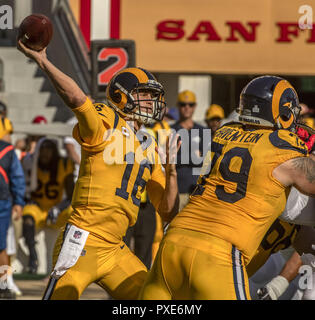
[{"xmin": 238, "ymin": 76, "xmax": 301, "ymax": 132}]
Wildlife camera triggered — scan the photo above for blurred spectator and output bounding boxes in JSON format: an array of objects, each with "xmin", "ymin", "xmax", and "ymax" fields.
[
  {"xmin": 64, "ymin": 116, "xmax": 80, "ymax": 182},
  {"xmin": 0, "ymin": 101, "xmax": 13, "ymax": 143},
  {"xmin": 5, "ymin": 219, "xmax": 23, "ymax": 297},
  {"xmin": 23, "ymin": 116, "xmax": 48, "ymax": 203},
  {"xmin": 14, "ymin": 138, "xmax": 27, "ymax": 161},
  {"xmin": 205, "ymin": 104, "xmax": 225, "ymax": 136},
  {"xmin": 0, "ymin": 139, "xmax": 25, "ymax": 299},
  {"xmin": 6, "ymin": 116, "xmax": 47, "ymax": 285},
  {"xmin": 4, "ymin": 145, "xmax": 28, "ymax": 297},
  {"xmin": 22, "ymin": 138, "xmax": 75, "ymax": 274},
  {"xmin": 171, "ymin": 90, "xmax": 206, "ymax": 211},
  {"xmin": 24, "ymin": 115, "xmax": 48, "ymax": 155}
]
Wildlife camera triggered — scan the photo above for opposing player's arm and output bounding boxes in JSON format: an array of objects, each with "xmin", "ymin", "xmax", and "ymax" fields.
[{"xmin": 273, "ymin": 154, "xmax": 315, "ymax": 197}]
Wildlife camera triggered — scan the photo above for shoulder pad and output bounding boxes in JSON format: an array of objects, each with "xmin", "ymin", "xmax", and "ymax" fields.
[{"xmin": 269, "ymin": 130, "xmax": 308, "ymax": 155}]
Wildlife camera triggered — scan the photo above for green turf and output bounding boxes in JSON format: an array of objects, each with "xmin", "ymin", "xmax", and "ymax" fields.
[{"xmin": 13, "ymin": 273, "xmax": 49, "ymax": 280}]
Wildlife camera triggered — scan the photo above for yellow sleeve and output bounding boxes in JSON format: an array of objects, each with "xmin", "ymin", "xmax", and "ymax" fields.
[
  {"xmin": 71, "ymin": 97, "xmax": 107, "ymax": 146},
  {"xmin": 146, "ymin": 163, "xmax": 166, "ymax": 211},
  {"xmin": 72, "ymin": 98, "xmax": 116, "ymax": 152}
]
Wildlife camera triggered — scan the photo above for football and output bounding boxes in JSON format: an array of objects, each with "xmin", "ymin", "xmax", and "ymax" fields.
[{"xmin": 18, "ymin": 14, "xmax": 53, "ymax": 51}]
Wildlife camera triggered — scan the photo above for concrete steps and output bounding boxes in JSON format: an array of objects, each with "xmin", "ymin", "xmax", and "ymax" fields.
[
  {"xmin": 8, "ymin": 107, "xmax": 56, "ymax": 123},
  {"xmin": 0, "ymin": 47, "xmax": 58, "ymax": 127},
  {"xmin": 4, "ymin": 77, "xmax": 45, "ymax": 93},
  {"xmin": 3, "ymin": 92, "xmax": 51, "ymax": 107}
]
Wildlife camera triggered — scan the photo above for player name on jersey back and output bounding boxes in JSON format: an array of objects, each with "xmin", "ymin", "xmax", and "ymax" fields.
[{"xmin": 215, "ymin": 126, "xmax": 264, "ymax": 144}]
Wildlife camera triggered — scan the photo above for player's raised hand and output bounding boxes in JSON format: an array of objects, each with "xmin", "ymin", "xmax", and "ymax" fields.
[
  {"xmin": 156, "ymin": 133, "xmax": 181, "ymax": 175},
  {"xmin": 17, "ymin": 39, "xmax": 47, "ymax": 63}
]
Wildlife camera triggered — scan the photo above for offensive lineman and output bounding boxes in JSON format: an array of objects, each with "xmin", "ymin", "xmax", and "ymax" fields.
[{"xmin": 140, "ymin": 76, "xmax": 315, "ymax": 300}]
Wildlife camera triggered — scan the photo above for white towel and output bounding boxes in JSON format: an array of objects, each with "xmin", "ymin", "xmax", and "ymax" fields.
[{"xmin": 51, "ymin": 224, "xmax": 89, "ymax": 279}]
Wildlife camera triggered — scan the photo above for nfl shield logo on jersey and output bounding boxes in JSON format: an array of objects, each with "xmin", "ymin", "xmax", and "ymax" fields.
[{"xmin": 73, "ymin": 230, "xmax": 82, "ymax": 239}]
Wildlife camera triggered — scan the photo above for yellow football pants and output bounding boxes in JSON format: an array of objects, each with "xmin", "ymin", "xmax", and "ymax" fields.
[
  {"xmin": 139, "ymin": 227, "xmax": 251, "ymax": 300},
  {"xmin": 23, "ymin": 204, "xmax": 72, "ymax": 230},
  {"xmin": 43, "ymin": 224, "xmax": 147, "ymax": 300}
]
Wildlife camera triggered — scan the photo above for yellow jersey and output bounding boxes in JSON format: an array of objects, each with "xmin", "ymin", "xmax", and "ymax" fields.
[
  {"xmin": 68, "ymin": 98, "xmax": 166, "ymax": 243},
  {"xmin": 170, "ymin": 123, "xmax": 308, "ymax": 264},
  {"xmin": 31, "ymin": 158, "xmax": 74, "ymax": 211},
  {"xmin": 0, "ymin": 116, "xmax": 13, "ymax": 139},
  {"xmin": 247, "ymin": 219, "xmax": 300, "ymax": 277}
]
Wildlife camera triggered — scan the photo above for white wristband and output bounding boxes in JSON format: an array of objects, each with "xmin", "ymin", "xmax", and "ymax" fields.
[{"xmin": 265, "ymin": 275, "xmax": 289, "ymax": 300}]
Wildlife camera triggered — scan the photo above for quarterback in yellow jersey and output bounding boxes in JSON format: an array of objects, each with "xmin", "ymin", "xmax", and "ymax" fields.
[
  {"xmin": 140, "ymin": 75, "xmax": 315, "ymax": 300},
  {"xmin": 22, "ymin": 138, "xmax": 75, "ymax": 274},
  {"xmin": 17, "ymin": 40, "xmax": 179, "ymax": 300}
]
